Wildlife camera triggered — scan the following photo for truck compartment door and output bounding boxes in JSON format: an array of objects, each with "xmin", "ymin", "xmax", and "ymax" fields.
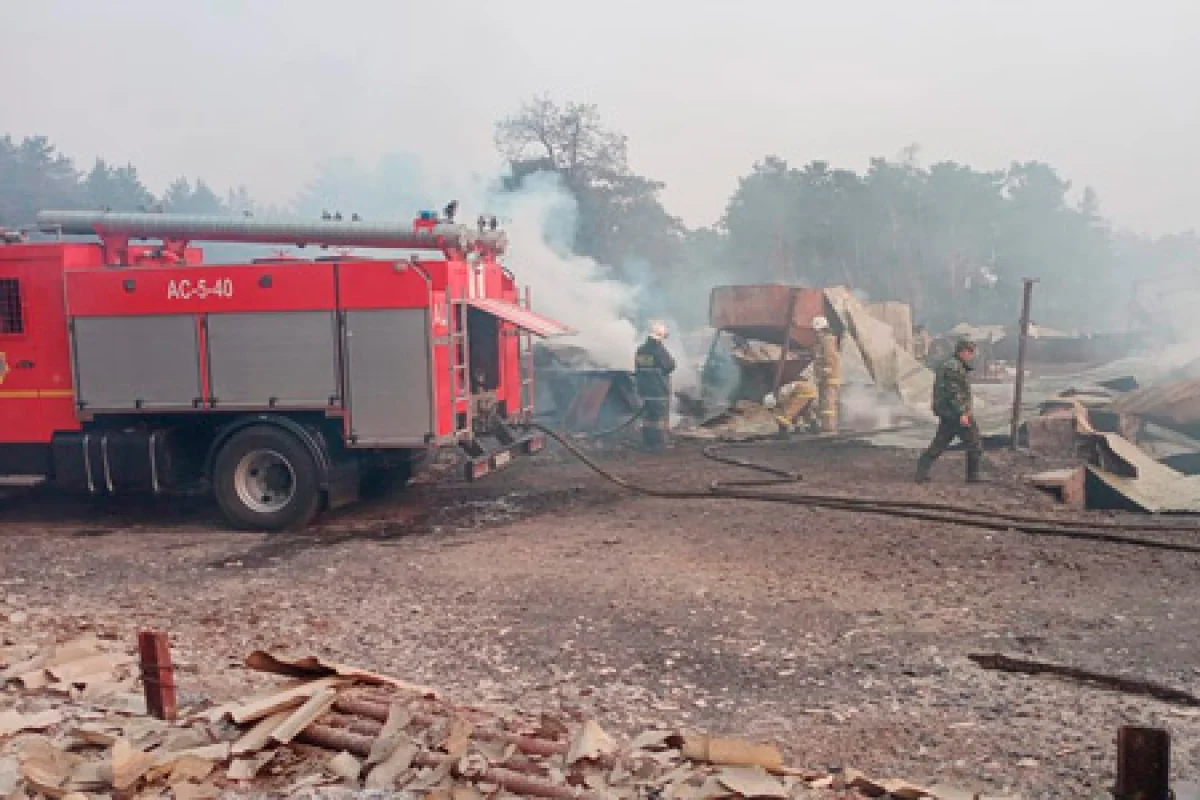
[
  {"xmin": 73, "ymin": 315, "xmax": 201, "ymax": 411},
  {"xmin": 206, "ymin": 311, "xmax": 340, "ymax": 409},
  {"xmin": 343, "ymin": 309, "xmax": 433, "ymax": 445}
]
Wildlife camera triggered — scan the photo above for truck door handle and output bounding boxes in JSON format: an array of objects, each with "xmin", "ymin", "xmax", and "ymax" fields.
[{"xmin": 14, "ymin": 360, "xmax": 34, "ymax": 369}]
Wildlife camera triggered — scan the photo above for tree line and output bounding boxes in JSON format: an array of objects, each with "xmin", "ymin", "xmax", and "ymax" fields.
[
  {"xmin": 3, "ymin": 100, "xmax": 1195, "ymax": 334},
  {"xmin": 496, "ymin": 99, "xmax": 1196, "ymax": 334},
  {"xmin": 0, "ymin": 135, "xmax": 249, "ymax": 221}
]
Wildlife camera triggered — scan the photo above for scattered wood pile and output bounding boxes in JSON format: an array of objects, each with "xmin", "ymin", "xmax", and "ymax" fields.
[{"xmin": 2, "ymin": 637, "xmax": 984, "ymax": 799}]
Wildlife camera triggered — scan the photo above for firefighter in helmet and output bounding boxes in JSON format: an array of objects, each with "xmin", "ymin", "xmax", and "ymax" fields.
[
  {"xmin": 635, "ymin": 321, "xmax": 677, "ymax": 451},
  {"xmin": 916, "ymin": 337, "xmax": 985, "ymax": 483}
]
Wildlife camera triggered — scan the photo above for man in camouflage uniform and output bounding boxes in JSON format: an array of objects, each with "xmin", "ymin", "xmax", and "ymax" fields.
[
  {"xmin": 635, "ymin": 322, "xmax": 677, "ymax": 452},
  {"xmin": 916, "ymin": 338, "xmax": 985, "ymax": 483}
]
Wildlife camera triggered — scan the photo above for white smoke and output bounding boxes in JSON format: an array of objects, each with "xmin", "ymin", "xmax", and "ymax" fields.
[
  {"xmin": 292, "ymin": 158, "xmax": 648, "ymax": 369},
  {"xmin": 617, "ymin": 256, "xmax": 705, "ymax": 400},
  {"xmin": 840, "ymin": 382, "xmax": 898, "ymax": 430},
  {"xmin": 491, "ymin": 172, "xmax": 640, "ymax": 369}
]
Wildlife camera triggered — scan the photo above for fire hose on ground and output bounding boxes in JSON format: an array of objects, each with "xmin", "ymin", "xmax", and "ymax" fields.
[{"xmin": 531, "ymin": 423, "xmax": 1200, "ymax": 556}]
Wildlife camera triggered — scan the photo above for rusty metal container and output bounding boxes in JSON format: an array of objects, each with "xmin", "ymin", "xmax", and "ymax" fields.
[{"xmin": 709, "ymin": 285, "xmax": 827, "ymax": 347}]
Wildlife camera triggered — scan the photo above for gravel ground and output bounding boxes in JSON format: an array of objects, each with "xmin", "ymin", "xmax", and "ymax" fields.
[{"xmin": 2, "ymin": 436, "xmax": 1199, "ymax": 798}]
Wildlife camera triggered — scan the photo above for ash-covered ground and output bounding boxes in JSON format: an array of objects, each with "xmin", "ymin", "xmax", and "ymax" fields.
[{"xmin": 3, "ymin": 437, "xmax": 1199, "ymax": 798}]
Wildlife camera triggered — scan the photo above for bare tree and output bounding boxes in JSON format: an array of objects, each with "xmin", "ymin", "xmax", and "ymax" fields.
[
  {"xmin": 494, "ymin": 96, "xmax": 685, "ymax": 293},
  {"xmin": 495, "ymin": 96, "xmax": 629, "ymax": 186}
]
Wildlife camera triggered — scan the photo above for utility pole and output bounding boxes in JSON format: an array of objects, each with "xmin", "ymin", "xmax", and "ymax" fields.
[{"xmin": 1010, "ymin": 278, "xmax": 1037, "ymax": 450}]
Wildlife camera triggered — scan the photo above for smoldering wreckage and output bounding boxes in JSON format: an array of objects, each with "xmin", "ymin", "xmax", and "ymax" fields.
[
  {"xmin": 4, "ymin": 210, "xmax": 1200, "ymax": 797},
  {"xmin": 540, "ymin": 279, "xmax": 1200, "ymax": 515}
]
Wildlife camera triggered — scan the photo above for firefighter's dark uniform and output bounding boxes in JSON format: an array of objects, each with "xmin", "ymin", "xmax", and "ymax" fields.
[
  {"xmin": 916, "ymin": 343, "xmax": 984, "ymax": 483},
  {"xmin": 635, "ymin": 336, "xmax": 676, "ymax": 451}
]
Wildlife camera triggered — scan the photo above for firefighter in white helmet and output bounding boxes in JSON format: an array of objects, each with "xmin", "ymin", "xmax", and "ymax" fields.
[{"xmin": 635, "ymin": 321, "xmax": 677, "ymax": 451}]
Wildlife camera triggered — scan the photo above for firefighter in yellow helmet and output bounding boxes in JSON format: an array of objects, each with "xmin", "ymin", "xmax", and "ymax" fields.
[{"xmin": 635, "ymin": 321, "xmax": 676, "ymax": 451}]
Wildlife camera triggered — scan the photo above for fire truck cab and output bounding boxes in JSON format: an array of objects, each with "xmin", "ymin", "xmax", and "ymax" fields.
[{"xmin": 0, "ymin": 210, "xmax": 570, "ymax": 530}]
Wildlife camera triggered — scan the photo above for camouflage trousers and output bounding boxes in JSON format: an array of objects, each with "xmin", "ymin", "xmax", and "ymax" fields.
[
  {"xmin": 641, "ymin": 398, "xmax": 670, "ymax": 451},
  {"xmin": 922, "ymin": 415, "xmax": 983, "ymax": 461}
]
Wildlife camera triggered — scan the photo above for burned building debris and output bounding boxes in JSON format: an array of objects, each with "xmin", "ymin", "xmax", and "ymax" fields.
[
  {"xmin": 0, "ymin": 635, "xmax": 956, "ymax": 799},
  {"xmin": 672, "ymin": 285, "xmax": 933, "ymax": 439}
]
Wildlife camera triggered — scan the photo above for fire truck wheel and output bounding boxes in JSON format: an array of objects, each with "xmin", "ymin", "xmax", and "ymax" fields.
[{"xmin": 212, "ymin": 426, "xmax": 321, "ymax": 531}]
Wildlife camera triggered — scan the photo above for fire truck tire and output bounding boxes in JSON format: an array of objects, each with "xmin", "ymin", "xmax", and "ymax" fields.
[{"xmin": 212, "ymin": 426, "xmax": 321, "ymax": 531}]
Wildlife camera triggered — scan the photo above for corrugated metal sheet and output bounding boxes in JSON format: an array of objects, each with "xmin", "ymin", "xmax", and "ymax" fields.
[
  {"xmin": 866, "ymin": 301, "xmax": 914, "ymax": 355},
  {"xmin": 824, "ymin": 287, "xmax": 934, "ymax": 409},
  {"xmin": 1085, "ymin": 433, "xmax": 1200, "ymax": 513},
  {"xmin": 466, "ymin": 298, "xmax": 573, "ymax": 338},
  {"xmin": 1110, "ymin": 380, "xmax": 1200, "ymax": 431}
]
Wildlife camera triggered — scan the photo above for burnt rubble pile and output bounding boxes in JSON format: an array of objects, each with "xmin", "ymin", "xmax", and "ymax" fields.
[{"xmin": 0, "ymin": 636, "xmax": 971, "ymax": 799}]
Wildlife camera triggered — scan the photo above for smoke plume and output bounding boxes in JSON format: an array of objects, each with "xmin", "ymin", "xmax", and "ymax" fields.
[
  {"xmin": 489, "ymin": 172, "xmax": 641, "ymax": 369},
  {"xmin": 293, "ymin": 157, "xmax": 658, "ymax": 369}
]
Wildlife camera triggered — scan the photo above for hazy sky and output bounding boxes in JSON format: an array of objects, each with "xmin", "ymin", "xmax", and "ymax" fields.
[{"xmin": 2, "ymin": 0, "xmax": 1197, "ymax": 234}]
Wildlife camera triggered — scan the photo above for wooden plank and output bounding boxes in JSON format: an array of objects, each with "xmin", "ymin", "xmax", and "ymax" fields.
[
  {"xmin": 365, "ymin": 739, "xmax": 418, "ymax": 790},
  {"xmin": 3, "ymin": 638, "xmax": 104, "ymax": 687},
  {"xmin": 152, "ymin": 743, "xmax": 231, "ymax": 769},
  {"xmin": 1029, "ymin": 468, "xmax": 1074, "ymax": 488},
  {"xmin": 366, "ymin": 704, "xmax": 413, "ymax": 766},
  {"xmin": 228, "ymin": 677, "xmax": 341, "ymax": 724},
  {"xmin": 227, "ymin": 751, "xmax": 277, "ymax": 781},
  {"xmin": 45, "ymin": 637, "xmax": 103, "ymax": 666},
  {"xmin": 232, "ymin": 709, "xmax": 292, "ymax": 756},
  {"xmin": 112, "ymin": 738, "xmax": 158, "ymax": 792},
  {"xmin": 0, "ymin": 709, "xmax": 64, "ymax": 736},
  {"xmin": 47, "ymin": 652, "xmax": 133, "ymax": 683},
  {"xmin": 268, "ymin": 688, "xmax": 338, "ymax": 745},
  {"xmin": 1029, "ymin": 467, "xmax": 1086, "ymax": 509}
]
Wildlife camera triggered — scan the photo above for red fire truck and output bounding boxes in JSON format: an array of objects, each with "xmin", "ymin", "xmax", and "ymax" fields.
[{"xmin": 0, "ymin": 210, "xmax": 570, "ymax": 530}]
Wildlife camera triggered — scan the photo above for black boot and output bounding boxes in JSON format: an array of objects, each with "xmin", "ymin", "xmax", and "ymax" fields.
[
  {"xmin": 966, "ymin": 452, "xmax": 988, "ymax": 483},
  {"xmin": 915, "ymin": 453, "xmax": 933, "ymax": 483}
]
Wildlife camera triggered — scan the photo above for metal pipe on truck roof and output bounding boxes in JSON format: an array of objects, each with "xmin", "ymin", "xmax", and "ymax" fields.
[{"xmin": 34, "ymin": 210, "xmax": 505, "ymax": 253}]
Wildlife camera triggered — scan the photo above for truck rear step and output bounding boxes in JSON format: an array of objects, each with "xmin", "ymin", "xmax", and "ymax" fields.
[{"xmin": 460, "ymin": 426, "xmax": 545, "ymax": 481}]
